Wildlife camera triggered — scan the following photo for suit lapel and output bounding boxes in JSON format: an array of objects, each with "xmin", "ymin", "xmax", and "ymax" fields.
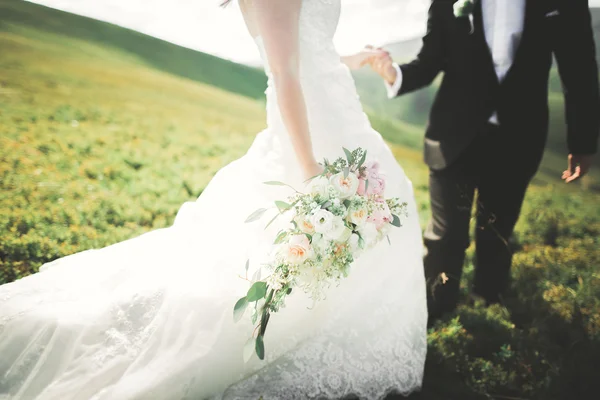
[
  {"xmin": 472, "ymin": 0, "xmax": 499, "ymax": 85},
  {"xmin": 472, "ymin": 0, "xmax": 536, "ymax": 86},
  {"xmin": 503, "ymin": 0, "xmax": 536, "ymax": 82}
]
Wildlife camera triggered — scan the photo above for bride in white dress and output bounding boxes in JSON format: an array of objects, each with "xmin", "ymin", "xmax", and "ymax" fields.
[{"xmin": 0, "ymin": 0, "xmax": 427, "ymax": 399}]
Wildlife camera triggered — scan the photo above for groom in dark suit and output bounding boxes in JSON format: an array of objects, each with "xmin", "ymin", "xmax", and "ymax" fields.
[{"xmin": 370, "ymin": 0, "xmax": 600, "ymax": 322}]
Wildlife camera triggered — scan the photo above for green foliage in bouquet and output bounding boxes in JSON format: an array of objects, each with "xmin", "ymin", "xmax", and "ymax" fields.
[{"xmin": 233, "ymin": 148, "xmax": 408, "ymax": 360}]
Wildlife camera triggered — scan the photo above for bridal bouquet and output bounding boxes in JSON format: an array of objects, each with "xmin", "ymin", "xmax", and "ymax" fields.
[{"xmin": 234, "ymin": 147, "xmax": 408, "ymax": 361}]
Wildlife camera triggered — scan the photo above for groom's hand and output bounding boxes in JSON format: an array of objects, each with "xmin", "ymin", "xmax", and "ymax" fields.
[
  {"xmin": 366, "ymin": 46, "xmax": 397, "ymax": 86},
  {"xmin": 562, "ymin": 154, "xmax": 593, "ymax": 183}
]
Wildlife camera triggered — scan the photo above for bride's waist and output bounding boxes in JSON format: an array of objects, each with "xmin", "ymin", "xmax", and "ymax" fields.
[
  {"xmin": 265, "ymin": 65, "xmax": 366, "ymax": 126},
  {"xmin": 265, "ymin": 61, "xmax": 351, "ymax": 86}
]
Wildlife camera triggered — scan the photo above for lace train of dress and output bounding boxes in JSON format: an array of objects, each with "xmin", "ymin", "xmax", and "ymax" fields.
[{"xmin": 0, "ymin": 1, "xmax": 427, "ymax": 399}]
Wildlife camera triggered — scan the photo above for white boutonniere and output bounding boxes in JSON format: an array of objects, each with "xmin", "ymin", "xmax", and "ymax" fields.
[{"xmin": 453, "ymin": 0, "xmax": 477, "ymax": 34}]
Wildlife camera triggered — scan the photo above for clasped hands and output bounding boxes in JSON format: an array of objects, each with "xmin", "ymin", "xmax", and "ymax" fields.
[
  {"xmin": 346, "ymin": 45, "xmax": 397, "ymax": 85},
  {"xmin": 349, "ymin": 46, "xmax": 593, "ymax": 184}
]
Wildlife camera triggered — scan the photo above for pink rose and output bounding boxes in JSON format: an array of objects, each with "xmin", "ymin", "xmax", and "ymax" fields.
[
  {"xmin": 357, "ymin": 177, "xmax": 367, "ymax": 196},
  {"xmin": 366, "ymin": 161, "xmax": 380, "ymax": 174},
  {"xmin": 367, "ymin": 200, "xmax": 392, "ymax": 229},
  {"xmin": 357, "ymin": 161, "xmax": 386, "ymax": 196}
]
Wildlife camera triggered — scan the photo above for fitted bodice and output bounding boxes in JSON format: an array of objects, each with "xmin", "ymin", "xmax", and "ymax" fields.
[
  {"xmin": 251, "ymin": 0, "xmax": 376, "ymax": 162},
  {"xmin": 255, "ymin": 0, "xmax": 342, "ymax": 78}
]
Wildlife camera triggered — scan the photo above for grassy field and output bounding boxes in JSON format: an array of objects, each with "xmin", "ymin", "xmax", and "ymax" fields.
[{"xmin": 1, "ymin": 1, "xmax": 599, "ymax": 399}]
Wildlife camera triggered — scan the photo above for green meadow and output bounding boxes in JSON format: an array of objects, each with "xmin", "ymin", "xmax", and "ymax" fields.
[{"xmin": 0, "ymin": 0, "xmax": 599, "ymax": 398}]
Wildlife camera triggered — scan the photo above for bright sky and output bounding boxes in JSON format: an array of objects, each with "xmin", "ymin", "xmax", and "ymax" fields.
[
  {"xmin": 26, "ymin": 0, "xmax": 430, "ymax": 65},
  {"xmin": 26, "ymin": 0, "xmax": 600, "ymax": 66}
]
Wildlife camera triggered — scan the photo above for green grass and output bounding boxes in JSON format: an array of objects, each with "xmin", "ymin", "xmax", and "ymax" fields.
[
  {"xmin": 0, "ymin": 0, "xmax": 269, "ymax": 281},
  {"xmin": 0, "ymin": 0, "xmax": 267, "ymax": 100},
  {"xmin": 1, "ymin": 1, "xmax": 599, "ymax": 399}
]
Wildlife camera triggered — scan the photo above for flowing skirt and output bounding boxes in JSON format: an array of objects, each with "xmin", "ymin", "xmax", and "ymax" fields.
[{"xmin": 0, "ymin": 108, "xmax": 427, "ymax": 399}]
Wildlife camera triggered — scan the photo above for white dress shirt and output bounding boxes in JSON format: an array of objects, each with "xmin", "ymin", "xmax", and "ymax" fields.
[{"xmin": 385, "ymin": 0, "xmax": 527, "ymax": 125}]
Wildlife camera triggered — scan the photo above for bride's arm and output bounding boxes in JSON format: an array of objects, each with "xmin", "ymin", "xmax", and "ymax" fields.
[{"xmin": 252, "ymin": 0, "xmax": 320, "ymax": 179}]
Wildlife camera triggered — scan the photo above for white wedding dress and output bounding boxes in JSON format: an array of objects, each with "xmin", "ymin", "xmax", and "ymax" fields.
[{"xmin": 0, "ymin": 0, "xmax": 427, "ymax": 399}]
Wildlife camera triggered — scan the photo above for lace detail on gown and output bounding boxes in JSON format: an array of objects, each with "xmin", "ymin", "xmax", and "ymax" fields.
[{"xmin": 0, "ymin": 0, "xmax": 427, "ymax": 399}]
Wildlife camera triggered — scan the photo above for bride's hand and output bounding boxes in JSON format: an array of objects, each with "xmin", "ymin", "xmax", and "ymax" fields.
[
  {"xmin": 303, "ymin": 161, "xmax": 324, "ymax": 181},
  {"xmin": 341, "ymin": 46, "xmax": 389, "ymax": 71}
]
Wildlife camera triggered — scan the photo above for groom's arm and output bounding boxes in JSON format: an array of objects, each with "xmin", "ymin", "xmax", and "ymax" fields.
[
  {"xmin": 552, "ymin": 0, "xmax": 600, "ymax": 155},
  {"xmin": 384, "ymin": 1, "xmax": 446, "ymax": 98}
]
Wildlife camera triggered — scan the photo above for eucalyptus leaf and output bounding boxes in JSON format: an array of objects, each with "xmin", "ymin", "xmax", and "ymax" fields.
[
  {"xmin": 364, "ymin": 179, "xmax": 369, "ymax": 193},
  {"xmin": 265, "ymin": 181, "xmax": 298, "ymax": 192},
  {"xmin": 259, "ymin": 311, "xmax": 271, "ymax": 336},
  {"xmin": 275, "ymin": 200, "xmax": 291, "ymax": 211},
  {"xmin": 247, "ymin": 281, "xmax": 268, "ymax": 302},
  {"xmin": 358, "ymin": 236, "xmax": 365, "ymax": 249},
  {"xmin": 391, "ymin": 214, "xmax": 401, "ymax": 227},
  {"xmin": 263, "ymin": 181, "xmax": 286, "ymax": 186},
  {"xmin": 243, "ymin": 337, "xmax": 256, "ymax": 363},
  {"xmin": 251, "ymin": 305, "xmax": 259, "ymax": 324},
  {"xmin": 343, "ymin": 147, "xmax": 354, "ymax": 165},
  {"xmin": 358, "ymin": 150, "xmax": 367, "ymax": 168},
  {"xmin": 255, "ymin": 335, "xmax": 265, "ymax": 360},
  {"xmin": 264, "ymin": 213, "xmax": 280, "ymax": 230},
  {"xmin": 274, "ymin": 231, "xmax": 288, "ymax": 244},
  {"xmin": 343, "ymin": 166, "xmax": 350, "ymax": 179},
  {"xmin": 245, "ymin": 208, "xmax": 267, "ymax": 223},
  {"xmin": 233, "ymin": 296, "xmax": 249, "ymax": 323},
  {"xmin": 303, "ymin": 171, "xmax": 324, "ymax": 183},
  {"xmin": 251, "ymin": 267, "xmax": 262, "ymax": 282}
]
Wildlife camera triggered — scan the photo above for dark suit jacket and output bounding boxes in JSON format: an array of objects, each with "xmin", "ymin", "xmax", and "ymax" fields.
[{"xmin": 395, "ymin": 0, "xmax": 600, "ymax": 170}]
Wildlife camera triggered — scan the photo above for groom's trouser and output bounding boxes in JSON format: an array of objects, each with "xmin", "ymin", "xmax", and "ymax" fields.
[{"xmin": 423, "ymin": 123, "xmax": 537, "ymax": 319}]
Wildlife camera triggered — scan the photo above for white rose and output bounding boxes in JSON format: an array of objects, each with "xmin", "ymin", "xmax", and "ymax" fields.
[
  {"xmin": 348, "ymin": 205, "xmax": 368, "ymax": 226},
  {"xmin": 325, "ymin": 216, "xmax": 351, "ymax": 242},
  {"xmin": 348, "ymin": 233, "xmax": 361, "ymax": 253},
  {"xmin": 278, "ymin": 234, "xmax": 312, "ymax": 265},
  {"xmin": 294, "ymin": 215, "xmax": 315, "ymax": 234},
  {"xmin": 329, "ymin": 172, "xmax": 359, "ymax": 199},
  {"xmin": 311, "ymin": 233, "xmax": 328, "ymax": 253},
  {"xmin": 359, "ymin": 222, "xmax": 379, "ymax": 247},
  {"xmin": 307, "ymin": 175, "xmax": 330, "ymax": 198},
  {"xmin": 311, "ymin": 209, "xmax": 335, "ymax": 234}
]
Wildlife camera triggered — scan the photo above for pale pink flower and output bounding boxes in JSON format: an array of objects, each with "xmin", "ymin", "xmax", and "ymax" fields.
[
  {"xmin": 357, "ymin": 161, "xmax": 386, "ymax": 196},
  {"xmin": 280, "ymin": 234, "xmax": 312, "ymax": 265},
  {"xmin": 367, "ymin": 201, "xmax": 393, "ymax": 229}
]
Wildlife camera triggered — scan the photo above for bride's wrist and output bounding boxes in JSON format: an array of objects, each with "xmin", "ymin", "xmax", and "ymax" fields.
[
  {"xmin": 297, "ymin": 152, "xmax": 316, "ymax": 167},
  {"xmin": 302, "ymin": 160, "xmax": 323, "ymax": 179}
]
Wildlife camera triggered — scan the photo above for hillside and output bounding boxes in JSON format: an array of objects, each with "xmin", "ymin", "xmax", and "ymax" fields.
[{"xmin": 0, "ymin": 0, "xmax": 267, "ymax": 100}]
